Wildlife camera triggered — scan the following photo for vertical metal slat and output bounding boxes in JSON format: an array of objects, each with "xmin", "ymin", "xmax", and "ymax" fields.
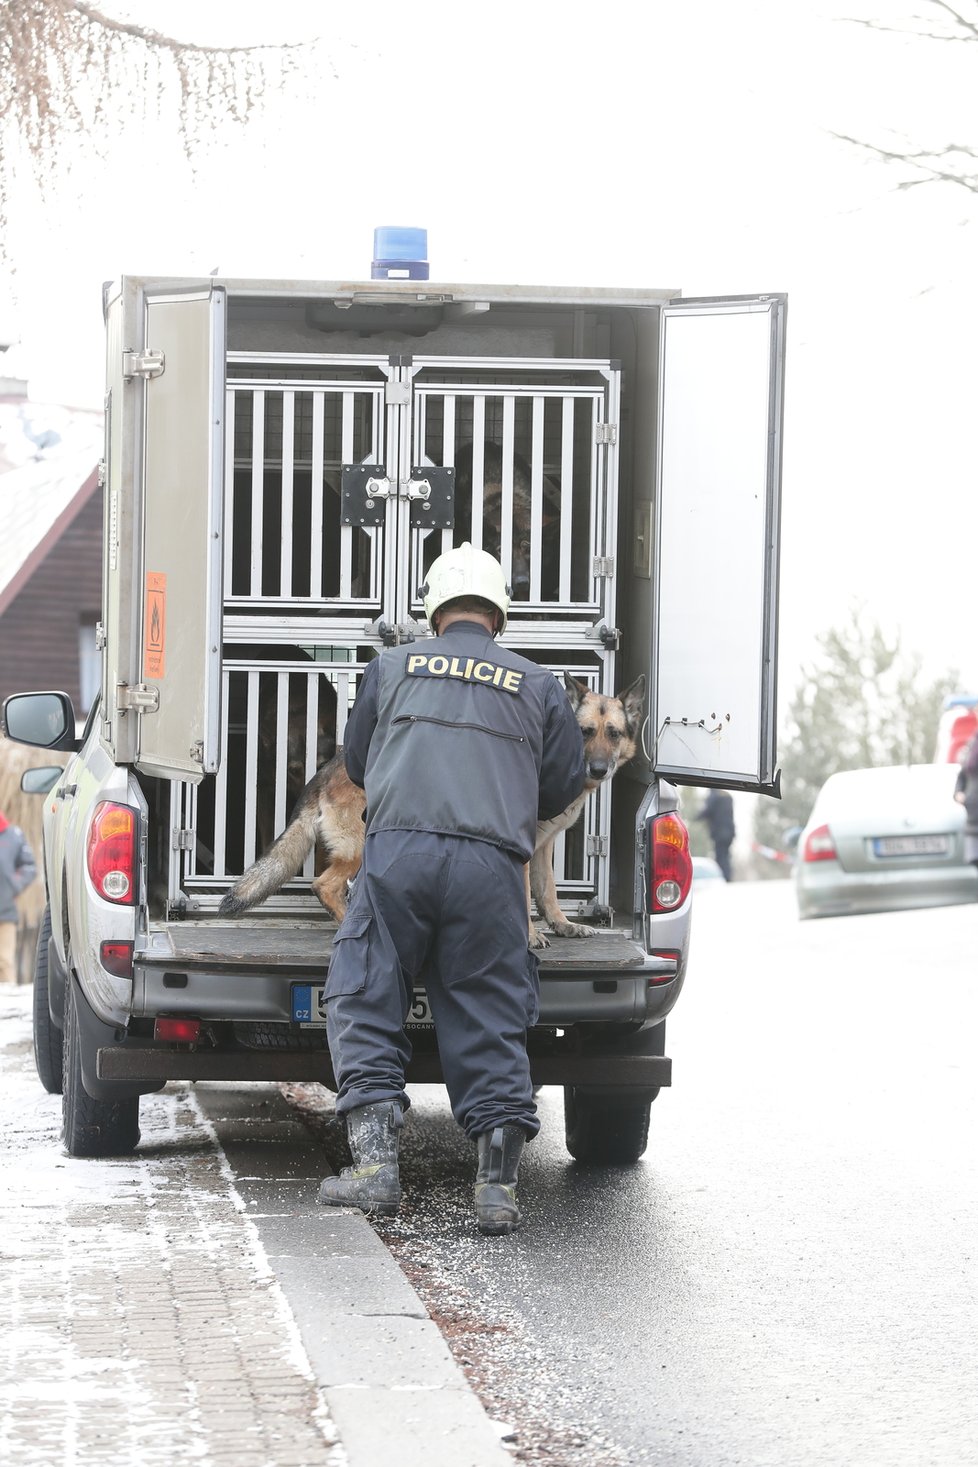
[
  {"xmin": 309, "ymin": 392, "xmax": 325, "ymax": 600},
  {"xmin": 279, "ymin": 391, "xmax": 295, "ymax": 598},
  {"xmin": 500, "ymin": 396, "xmax": 515, "ymax": 575},
  {"xmin": 250, "ymin": 391, "xmax": 265, "ymax": 597},
  {"xmin": 339, "ymin": 391, "xmax": 355, "ymax": 598},
  {"xmin": 529, "ymin": 395, "xmax": 544, "ymax": 602}
]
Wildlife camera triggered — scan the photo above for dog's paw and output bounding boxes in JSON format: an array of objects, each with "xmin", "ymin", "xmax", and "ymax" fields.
[
  {"xmin": 551, "ymin": 920, "xmax": 600, "ymax": 939},
  {"xmin": 529, "ymin": 926, "xmax": 551, "ymax": 950}
]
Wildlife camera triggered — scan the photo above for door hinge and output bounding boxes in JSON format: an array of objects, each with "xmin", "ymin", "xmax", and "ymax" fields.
[
  {"xmin": 592, "ymin": 557, "xmax": 615, "ymax": 579},
  {"xmin": 122, "ymin": 348, "xmax": 165, "ymax": 381},
  {"xmin": 172, "ymin": 829, "xmax": 195, "ymax": 851},
  {"xmin": 385, "ymin": 381, "xmax": 411, "ymax": 406},
  {"xmin": 116, "ymin": 682, "xmax": 160, "ymax": 713},
  {"xmin": 595, "ymin": 422, "xmax": 617, "ymax": 445}
]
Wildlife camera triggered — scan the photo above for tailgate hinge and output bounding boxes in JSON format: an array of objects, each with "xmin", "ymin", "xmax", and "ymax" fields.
[
  {"xmin": 595, "ymin": 421, "xmax": 617, "ymax": 445},
  {"xmin": 172, "ymin": 829, "xmax": 195, "ymax": 851},
  {"xmin": 385, "ymin": 381, "xmax": 411, "ymax": 406},
  {"xmin": 122, "ymin": 348, "xmax": 165, "ymax": 381},
  {"xmin": 586, "ymin": 836, "xmax": 610, "ymax": 858},
  {"xmin": 116, "ymin": 682, "xmax": 160, "ymax": 713},
  {"xmin": 592, "ymin": 557, "xmax": 615, "ymax": 580}
]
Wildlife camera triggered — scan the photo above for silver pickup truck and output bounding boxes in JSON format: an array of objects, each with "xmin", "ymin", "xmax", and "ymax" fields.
[{"xmin": 4, "ymin": 271, "xmax": 785, "ymax": 1165}]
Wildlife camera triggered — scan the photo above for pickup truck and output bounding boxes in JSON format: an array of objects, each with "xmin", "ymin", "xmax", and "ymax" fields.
[{"xmin": 4, "ymin": 269, "xmax": 785, "ymax": 1164}]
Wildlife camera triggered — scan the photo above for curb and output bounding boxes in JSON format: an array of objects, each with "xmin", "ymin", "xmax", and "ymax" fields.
[{"xmin": 194, "ymin": 1083, "xmax": 512, "ymax": 1467}]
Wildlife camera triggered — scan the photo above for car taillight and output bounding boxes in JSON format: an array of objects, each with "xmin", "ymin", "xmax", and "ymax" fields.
[
  {"xmin": 649, "ymin": 812, "xmax": 693, "ymax": 912},
  {"xmin": 802, "ymin": 823, "xmax": 837, "ymax": 863},
  {"xmin": 87, "ymin": 802, "xmax": 137, "ymax": 903}
]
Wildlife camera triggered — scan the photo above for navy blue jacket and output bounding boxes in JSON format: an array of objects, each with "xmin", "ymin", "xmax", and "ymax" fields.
[{"xmin": 344, "ymin": 621, "xmax": 585, "ymax": 862}]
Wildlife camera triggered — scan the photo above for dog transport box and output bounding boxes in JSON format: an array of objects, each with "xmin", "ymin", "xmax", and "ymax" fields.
[{"xmin": 100, "ymin": 276, "xmax": 784, "ymax": 927}]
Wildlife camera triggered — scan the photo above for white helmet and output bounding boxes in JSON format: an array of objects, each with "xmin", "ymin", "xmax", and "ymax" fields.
[{"xmin": 422, "ymin": 542, "xmax": 511, "ymax": 633}]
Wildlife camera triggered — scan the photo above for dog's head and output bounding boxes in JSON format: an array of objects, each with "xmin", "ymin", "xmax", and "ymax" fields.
[{"xmin": 564, "ymin": 673, "xmax": 646, "ymax": 787}]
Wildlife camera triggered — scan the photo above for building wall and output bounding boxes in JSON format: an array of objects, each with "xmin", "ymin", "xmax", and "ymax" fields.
[{"xmin": 0, "ymin": 488, "xmax": 103, "ymax": 714}]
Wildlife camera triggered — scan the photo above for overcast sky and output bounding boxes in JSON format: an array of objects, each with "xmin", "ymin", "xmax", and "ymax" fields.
[{"xmin": 2, "ymin": 0, "xmax": 976, "ymax": 696}]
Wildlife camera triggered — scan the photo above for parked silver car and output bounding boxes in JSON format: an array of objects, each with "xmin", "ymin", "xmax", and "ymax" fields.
[{"xmin": 795, "ymin": 763, "xmax": 977, "ymax": 919}]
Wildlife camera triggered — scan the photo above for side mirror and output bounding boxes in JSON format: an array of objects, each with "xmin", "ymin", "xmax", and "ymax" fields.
[
  {"xmin": 2, "ymin": 691, "xmax": 78, "ymax": 750},
  {"xmin": 21, "ymin": 767, "xmax": 63, "ymax": 796}
]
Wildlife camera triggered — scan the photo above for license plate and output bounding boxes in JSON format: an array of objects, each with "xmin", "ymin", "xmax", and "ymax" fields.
[
  {"xmin": 291, "ymin": 984, "xmax": 433, "ymax": 1027},
  {"xmin": 872, "ymin": 835, "xmax": 950, "ymax": 857}
]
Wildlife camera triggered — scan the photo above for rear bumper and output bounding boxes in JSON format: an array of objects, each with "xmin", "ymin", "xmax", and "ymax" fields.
[
  {"xmin": 96, "ymin": 1044, "xmax": 671, "ymax": 1090},
  {"xmin": 796, "ymin": 862, "xmax": 978, "ymax": 918},
  {"xmin": 131, "ymin": 954, "xmax": 680, "ymax": 1026}
]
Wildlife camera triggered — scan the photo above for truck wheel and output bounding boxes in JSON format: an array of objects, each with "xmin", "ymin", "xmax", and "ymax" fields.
[
  {"xmin": 563, "ymin": 1087, "xmax": 653, "ymax": 1164},
  {"xmin": 33, "ymin": 906, "xmax": 64, "ymax": 1096},
  {"xmin": 62, "ymin": 978, "xmax": 140, "ymax": 1158}
]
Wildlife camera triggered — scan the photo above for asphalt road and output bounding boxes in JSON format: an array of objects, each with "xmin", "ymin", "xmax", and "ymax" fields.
[{"xmin": 298, "ymin": 879, "xmax": 978, "ymax": 1467}]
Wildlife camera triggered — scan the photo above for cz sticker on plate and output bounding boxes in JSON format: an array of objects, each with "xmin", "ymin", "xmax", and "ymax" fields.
[{"xmin": 291, "ymin": 984, "xmax": 433, "ymax": 1028}]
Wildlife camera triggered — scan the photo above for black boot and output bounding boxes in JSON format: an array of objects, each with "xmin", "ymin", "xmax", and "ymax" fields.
[
  {"xmin": 474, "ymin": 1124, "xmax": 525, "ymax": 1235},
  {"xmin": 318, "ymin": 1101, "xmax": 403, "ymax": 1216}
]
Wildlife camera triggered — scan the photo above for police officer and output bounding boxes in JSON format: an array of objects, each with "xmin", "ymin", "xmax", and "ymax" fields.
[{"xmin": 318, "ymin": 543, "xmax": 585, "ymax": 1234}]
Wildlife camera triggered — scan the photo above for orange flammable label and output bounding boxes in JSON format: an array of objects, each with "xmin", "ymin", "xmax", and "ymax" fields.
[{"xmin": 144, "ymin": 572, "xmax": 166, "ymax": 679}]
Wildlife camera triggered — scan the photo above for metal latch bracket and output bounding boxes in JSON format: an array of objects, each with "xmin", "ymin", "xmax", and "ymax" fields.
[
  {"xmin": 116, "ymin": 683, "xmax": 160, "ymax": 714},
  {"xmin": 341, "ymin": 464, "xmax": 390, "ymax": 528},
  {"xmin": 407, "ymin": 465, "xmax": 455, "ymax": 529},
  {"xmin": 122, "ymin": 349, "xmax": 165, "ymax": 381}
]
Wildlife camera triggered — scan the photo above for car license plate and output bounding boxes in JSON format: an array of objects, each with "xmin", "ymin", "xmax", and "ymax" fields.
[
  {"xmin": 291, "ymin": 984, "xmax": 433, "ymax": 1027},
  {"xmin": 872, "ymin": 835, "xmax": 950, "ymax": 857}
]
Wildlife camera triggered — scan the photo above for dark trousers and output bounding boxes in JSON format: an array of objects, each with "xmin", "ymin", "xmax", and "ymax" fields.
[
  {"xmin": 714, "ymin": 838, "xmax": 733, "ymax": 881},
  {"xmin": 325, "ymin": 830, "xmax": 540, "ymax": 1139}
]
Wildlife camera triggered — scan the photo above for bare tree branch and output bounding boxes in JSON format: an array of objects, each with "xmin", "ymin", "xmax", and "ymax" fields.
[
  {"xmin": 836, "ymin": 1, "xmax": 978, "ymax": 198},
  {"xmin": 0, "ymin": 0, "xmax": 319, "ymax": 254}
]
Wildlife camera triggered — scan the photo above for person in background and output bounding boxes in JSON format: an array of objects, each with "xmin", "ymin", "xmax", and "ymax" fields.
[
  {"xmin": 317, "ymin": 543, "xmax": 585, "ymax": 1235},
  {"xmin": 953, "ymin": 729, "xmax": 978, "ymax": 892},
  {"xmin": 695, "ymin": 788, "xmax": 736, "ymax": 881},
  {"xmin": 0, "ymin": 810, "xmax": 37, "ymax": 984}
]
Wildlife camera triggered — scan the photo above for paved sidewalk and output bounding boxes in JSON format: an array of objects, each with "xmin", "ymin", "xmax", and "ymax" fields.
[{"xmin": 0, "ymin": 987, "xmax": 512, "ymax": 1467}]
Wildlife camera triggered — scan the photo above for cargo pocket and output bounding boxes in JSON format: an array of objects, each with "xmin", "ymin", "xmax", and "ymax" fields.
[
  {"xmin": 325, "ymin": 908, "xmax": 371, "ymax": 999},
  {"xmin": 525, "ymin": 947, "xmax": 540, "ymax": 1028}
]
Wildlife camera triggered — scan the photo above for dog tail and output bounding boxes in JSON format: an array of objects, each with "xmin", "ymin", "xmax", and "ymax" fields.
[{"xmin": 218, "ymin": 807, "xmax": 319, "ymax": 916}]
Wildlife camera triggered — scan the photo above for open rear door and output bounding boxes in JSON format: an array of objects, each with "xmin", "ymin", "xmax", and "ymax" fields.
[
  {"xmin": 101, "ymin": 279, "xmax": 226, "ymax": 781},
  {"xmin": 651, "ymin": 295, "xmax": 785, "ymax": 795}
]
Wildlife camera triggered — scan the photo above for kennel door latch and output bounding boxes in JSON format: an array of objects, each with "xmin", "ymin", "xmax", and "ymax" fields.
[
  {"xmin": 341, "ymin": 464, "xmax": 391, "ymax": 529},
  {"xmin": 407, "ymin": 465, "xmax": 455, "ymax": 529}
]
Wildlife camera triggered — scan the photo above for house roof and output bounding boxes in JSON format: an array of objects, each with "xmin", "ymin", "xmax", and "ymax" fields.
[{"xmin": 0, "ymin": 400, "xmax": 103, "ymax": 617}]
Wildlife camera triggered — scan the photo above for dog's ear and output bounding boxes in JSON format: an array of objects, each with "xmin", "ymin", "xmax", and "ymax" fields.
[
  {"xmin": 563, "ymin": 673, "xmax": 590, "ymax": 710},
  {"xmin": 617, "ymin": 674, "xmax": 647, "ymax": 734}
]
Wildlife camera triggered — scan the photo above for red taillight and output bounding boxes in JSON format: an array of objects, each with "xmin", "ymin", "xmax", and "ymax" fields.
[
  {"xmin": 100, "ymin": 941, "xmax": 133, "ymax": 978},
  {"xmin": 87, "ymin": 802, "xmax": 137, "ymax": 904},
  {"xmin": 154, "ymin": 1018, "xmax": 201, "ymax": 1044},
  {"xmin": 802, "ymin": 823, "xmax": 837, "ymax": 863},
  {"xmin": 649, "ymin": 812, "xmax": 693, "ymax": 912}
]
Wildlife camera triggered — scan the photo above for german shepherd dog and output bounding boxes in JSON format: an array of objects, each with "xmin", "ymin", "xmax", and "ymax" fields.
[{"xmin": 219, "ymin": 674, "xmax": 646, "ymax": 949}]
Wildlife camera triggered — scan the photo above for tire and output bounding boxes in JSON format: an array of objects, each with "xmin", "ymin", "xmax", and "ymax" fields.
[
  {"xmin": 62, "ymin": 978, "xmax": 140, "ymax": 1158},
  {"xmin": 32, "ymin": 906, "xmax": 64, "ymax": 1096},
  {"xmin": 563, "ymin": 1087, "xmax": 653, "ymax": 1164}
]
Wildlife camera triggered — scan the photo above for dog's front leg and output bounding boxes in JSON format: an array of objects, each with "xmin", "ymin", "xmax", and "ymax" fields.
[
  {"xmin": 530, "ymin": 842, "xmax": 601, "ymax": 941},
  {"xmin": 526, "ymin": 861, "xmax": 550, "ymax": 950}
]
